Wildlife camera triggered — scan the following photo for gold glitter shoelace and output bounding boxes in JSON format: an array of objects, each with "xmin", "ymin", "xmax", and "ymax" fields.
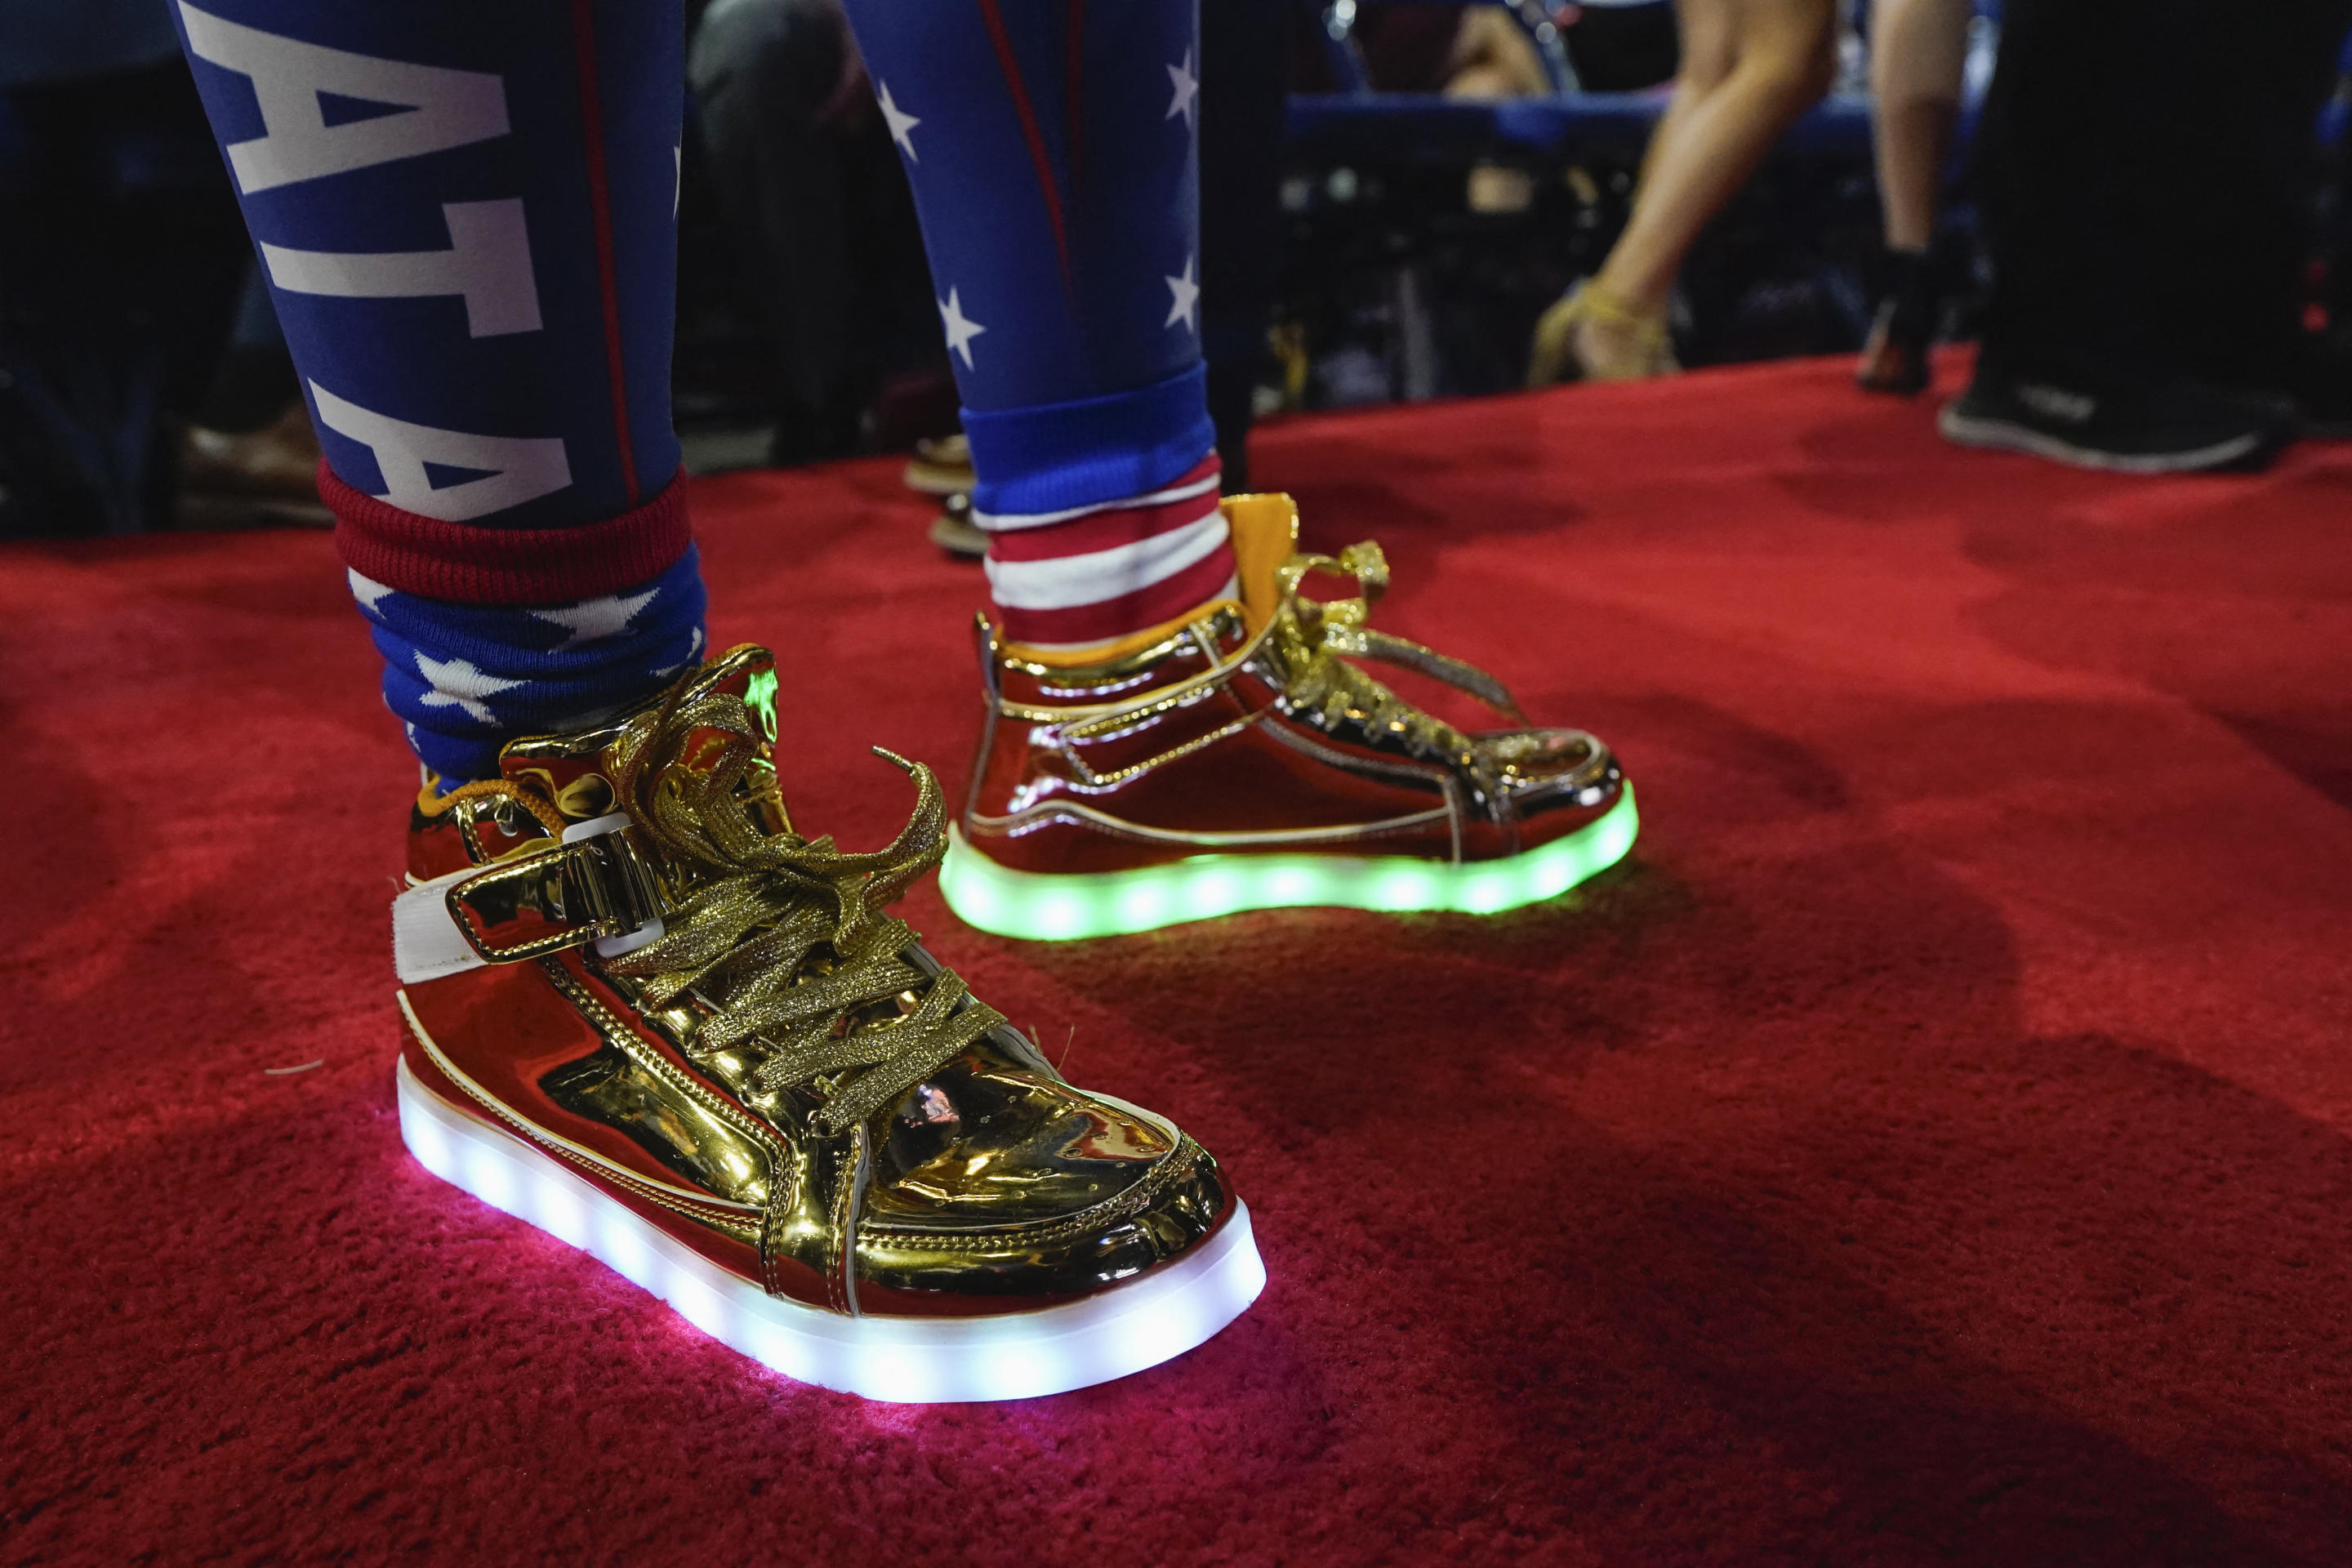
[
  {"xmin": 1270, "ymin": 541, "xmax": 1530, "ymax": 777},
  {"xmin": 597, "ymin": 685, "xmax": 1002, "ymax": 1134}
]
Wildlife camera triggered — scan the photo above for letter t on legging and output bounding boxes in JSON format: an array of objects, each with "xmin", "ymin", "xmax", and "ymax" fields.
[
  {"xmin": 839, "ymin": 0, "xmax": 1238, "ymax": 649},
  {"xmin": 171, "ymin": 0, "xmax": 706, "ymax": 784}
]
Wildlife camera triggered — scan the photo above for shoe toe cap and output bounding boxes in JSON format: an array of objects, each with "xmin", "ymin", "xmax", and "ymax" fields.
[
  {"xmin": 1470, "ymin": 727, "xmax": 1627, "ymax": 853},
  {"xmin": 853, "ymin": 1054, "xmax": 1237, "ymax": 1312}
]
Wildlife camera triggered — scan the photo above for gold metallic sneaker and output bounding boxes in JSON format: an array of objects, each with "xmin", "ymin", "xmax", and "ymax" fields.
[
  {"xmin": 390, "ymin": 645, "xmax": 1263, "ymax": 1401},
  {"xmin": 939, "ymin": 494, "xmax": 1638, "ymax": 940}
]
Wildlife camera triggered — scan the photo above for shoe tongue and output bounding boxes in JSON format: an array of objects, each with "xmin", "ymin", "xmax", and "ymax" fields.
[
  {"xmin": 495, "ymin": 644, "xmax": 787, "ymax": 833},
  {"xmin": 1223, "ymin": 492, "xmax": 1302, "ymax": 631}
]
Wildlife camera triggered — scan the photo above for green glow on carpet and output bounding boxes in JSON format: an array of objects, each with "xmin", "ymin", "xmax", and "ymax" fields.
[{"xmin": 941, "ymin": 785, "xmax": 1638, "ymax": 940}]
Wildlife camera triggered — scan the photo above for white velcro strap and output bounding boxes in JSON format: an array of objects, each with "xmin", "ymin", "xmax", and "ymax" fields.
[
  {"xmin": 561, "ymin": 810, "xmax": 631, "ymax": 844},
  {"xmin": 393, "ymin": 864, "xmax": 490, "ymax": 986},
  {"xmin": 562, "ymin": 812, "xmax": 666, "ymax": 957},
  {"xmin": 393, "ymin": 814, "xmax": 666, "ymax": 984}
]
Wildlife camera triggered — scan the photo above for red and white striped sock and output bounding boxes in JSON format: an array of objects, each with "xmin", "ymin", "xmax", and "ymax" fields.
[{"xmin": 977, "ymin": 453, "xmax": 1236, "ymax": 648}]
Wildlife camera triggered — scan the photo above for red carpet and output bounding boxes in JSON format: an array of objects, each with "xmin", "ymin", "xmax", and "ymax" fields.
[{"xmin": 7, "ymin": 354, "xmax": 2351, "ymax": 1564}]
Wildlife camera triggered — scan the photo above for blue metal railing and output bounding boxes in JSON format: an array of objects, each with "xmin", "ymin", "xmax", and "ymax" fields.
[{"xmin": 1291, "ymin": 0, "xmax": 2350, "ymax": 167}]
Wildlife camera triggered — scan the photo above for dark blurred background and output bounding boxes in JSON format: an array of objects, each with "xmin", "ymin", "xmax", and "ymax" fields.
[{"xmin": 7, "ymin": 0, "xmax": 2352, "ymax": 534}]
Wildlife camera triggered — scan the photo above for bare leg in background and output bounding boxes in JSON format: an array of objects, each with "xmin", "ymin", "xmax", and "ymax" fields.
[
  {"xmin": 1576, "ymin": 0, "xmax": 1838, "ymax": 369},
  {"xmin": 1869, "ymin": 0, "xmax": 1969, "ymax": 253}
]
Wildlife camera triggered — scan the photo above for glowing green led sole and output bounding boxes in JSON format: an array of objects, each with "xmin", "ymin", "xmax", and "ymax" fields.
[{"xmin": 940, "ymin": 785, "xmax": 1637, "ymax": 940}]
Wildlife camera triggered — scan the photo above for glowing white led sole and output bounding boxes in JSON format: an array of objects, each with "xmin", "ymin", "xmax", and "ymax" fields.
[
  {"xmin": 942, "ymin": 784, "xmax": 1639, "ymax": 940},
  {"xmin": 395, "ymin": 1057, "xmax": 1265, "ymax": 1402}
]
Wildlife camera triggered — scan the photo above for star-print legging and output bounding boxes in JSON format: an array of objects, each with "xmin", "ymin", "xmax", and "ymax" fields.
[
  {"xmin": 171, "ymin": 0, "xmax": 702, "ymax": 782},
  {"xmin": 172, "ymin": 0, "xmax": 1217, "ymax": 778},
  {"xmin": 841, "ymin": 0, "xmax": 1236, "ymax": 648}
]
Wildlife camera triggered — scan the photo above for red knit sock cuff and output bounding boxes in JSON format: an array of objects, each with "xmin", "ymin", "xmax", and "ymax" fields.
[{"xmin": 325, "ymin": 463, "xmax": 693, "ymax": 605}]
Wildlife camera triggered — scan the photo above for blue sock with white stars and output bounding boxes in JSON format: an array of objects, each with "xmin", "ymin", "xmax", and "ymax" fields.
[{"xmin": 350, "ymin": 551, "xmax": 706, "ymax": 785}]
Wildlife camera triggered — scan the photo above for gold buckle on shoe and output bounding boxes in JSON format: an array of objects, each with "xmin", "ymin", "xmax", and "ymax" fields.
[{"xmin": 445, "ymin": 812, "xmax": 669, "ymax": 964}]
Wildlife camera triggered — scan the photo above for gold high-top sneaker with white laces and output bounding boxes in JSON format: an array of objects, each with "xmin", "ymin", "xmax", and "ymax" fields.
[
  {"xmin": 391, "ymin": 644, "xmax": 1263, "ymax": 1401},
  {"xmin": 940, "ymin": 493, "xmax": 1638, "ymax": 940}
]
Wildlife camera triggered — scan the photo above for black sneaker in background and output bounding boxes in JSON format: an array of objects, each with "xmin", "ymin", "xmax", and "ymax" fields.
[{"xmin": 1939, "ymin": 363, "xmax": 2296, "ymax": 473}]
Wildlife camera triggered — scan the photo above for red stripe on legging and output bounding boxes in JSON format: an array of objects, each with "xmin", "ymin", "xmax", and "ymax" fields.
[
  {"xmin": 975, "ymin": 0, "xmax": 1071, "ymax": 286},
  {"xmin": 568, "ymin": 0, "xmax": 641, "ymax": 509},
  {"xmin": 982, "ymin": 492, "xmax": 1223, "ymax": 563},
  {"xmin": 995, "ymin": 546, "xmax": 1239, "ymax": 648}
]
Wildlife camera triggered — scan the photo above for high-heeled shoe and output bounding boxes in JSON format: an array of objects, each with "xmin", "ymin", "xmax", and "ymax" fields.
[
  {"xmin": 1526, "ymin": 280, "xmax": 1678, "ymax": 386},
  {"xmin": 1856, "ymin": 246, "xmax": 1942, "ymax": 396}
]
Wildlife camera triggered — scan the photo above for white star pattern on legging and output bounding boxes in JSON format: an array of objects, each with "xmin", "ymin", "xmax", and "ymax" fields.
[
  {"xmin": 1166, "ymin": 48, "xmax": 1198, "ymax": 127},
  {"xmin": 413, "ymin": 651, "xmax": 525, "ymax": 724},
  {"xmin": 1165, "ymin": 256, "xmax": 1200, "ymax": 332},
  {"xmin": 938, "ymin": 287, "xmax": 987, "ymax": 369},
  {"xmin": 528, "ymin": 585, "xmax": 660, "ymax": 647},
  {"xmin": 877, "ymin": 80, "xmax": 920, "ymax": 162}
]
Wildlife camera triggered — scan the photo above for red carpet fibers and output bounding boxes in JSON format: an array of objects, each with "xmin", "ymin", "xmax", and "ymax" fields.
[{"xmin": 7, "ymin": 354, "xmax": 2351, "ymax": 1565}]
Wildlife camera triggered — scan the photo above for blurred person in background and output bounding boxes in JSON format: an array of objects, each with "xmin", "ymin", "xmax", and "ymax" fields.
[
  {"xmin": 1446, "ymin": 5, "xmax": 1556, "ymax": 100},
  {"xmin": 1944, "ymin": 0, "xmax": 2352, "ymax": 470},
  {"xmin": 177, "ymin": 265, "xmax": 333, "ymax": 528},
  {"xmin": 686, "ymin": 0, "xmax": 940, "ymax": 468},
  {"xmin": 1527, "ymin": 0, "xmax": 1839, "ymax": 383},
  {"xmin": 1854, "ymin": 0, "xmax": 1970, "ymax": 394},
  {"xmin": 1447, "ymin": 1, "xmax": 1682, "ymax": 99}
]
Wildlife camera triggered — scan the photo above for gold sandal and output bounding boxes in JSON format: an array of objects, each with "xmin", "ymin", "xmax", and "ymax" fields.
[{"xmin": 1526, "ymin": 280, "xmax": 1677, "ymax": 386}]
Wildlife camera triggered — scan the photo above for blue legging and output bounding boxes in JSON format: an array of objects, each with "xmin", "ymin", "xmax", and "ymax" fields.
[
  {"xmin": 170, "ymin": 0, "xmax": 1208, "ymax": 777},
  {"xmin": 172, "ymin": 0, "xmax": 701, "ymax": 780},
  {"xmin": 840, "ymin": 0, "xmax": 1214, "ymax": 517}
]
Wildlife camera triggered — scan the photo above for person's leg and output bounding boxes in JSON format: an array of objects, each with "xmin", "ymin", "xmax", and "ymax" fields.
[
  {"xmin": 172, "ymin": 0, "xmax": 1264, "ymax": 1392},
  {"xmin": 1530, "ymin": 0, "xmax": 1836, "ymax": 381},
  {"xmin": 836, "ymin": 0, "xmax": 1229, "ymax": 650},
  {"xmin": 1971, "ymin": 0, "xmax": 2145, "ymax": 380},
  {"xmin": 835, "ymin": 1, "xmax": 1633, "ymax": 934},
  {"xmin": 1591, "ymin": 0, "xmax": 1837, "ymax": 316},
  {"xmin": 172, "ymin": 0, "xmax": 701, "ymax": 784},
  {"xmin": 1445, "ymin": 7, "xmax": 1552, "ymax": 100},
  {"xmin": 1949, "ymin": 0, "xmax": 2292, "ymax": 469},
  {"xmin": 1869, "ymin": 0, "xmax": 1968, "ymax": 254},
  {"xmin": 896, "ymin": 0, "xmax": 1285, "ymax": 520},
  {"xmin": 1856, "ymin": 0, "xmax": 1968, "ymax": 392},
  {"xmin": 1637, "ymin": 0, "xmax": 1742, "ymax": 200},
  {"xmin": 1526, "ymin": 0, "xmax": 1731, "ymax": 385}
]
